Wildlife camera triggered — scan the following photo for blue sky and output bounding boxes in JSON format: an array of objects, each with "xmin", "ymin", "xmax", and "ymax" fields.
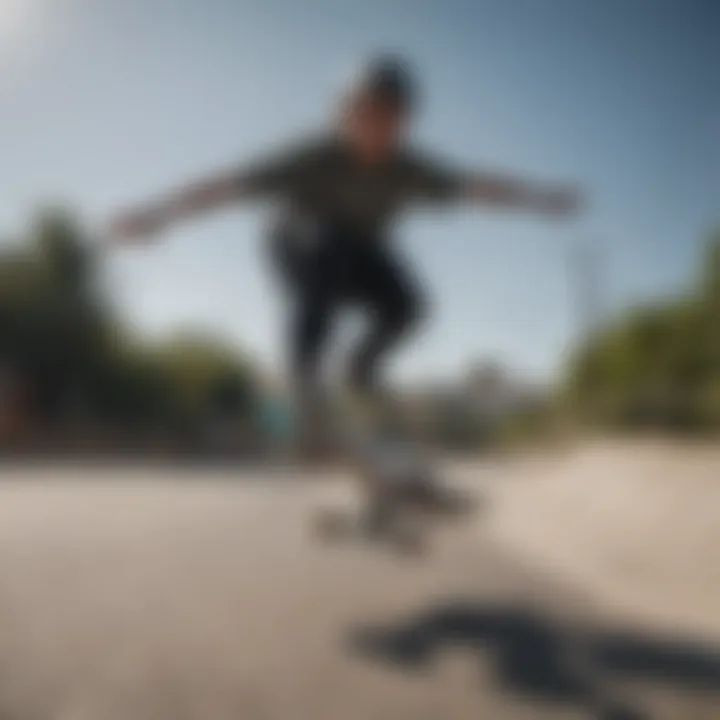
[{"xmin": 0, "ymin": 0, "xmax": 717, "ymax": 383}]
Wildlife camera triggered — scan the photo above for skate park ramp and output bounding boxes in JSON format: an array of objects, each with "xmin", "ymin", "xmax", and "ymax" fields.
[{"xmin": 0, "ymin": 440, "xmax": 718, "ymax": 719}]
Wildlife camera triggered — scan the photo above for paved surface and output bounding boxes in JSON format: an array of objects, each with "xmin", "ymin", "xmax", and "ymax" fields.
[
  {"xmin": 484, "ymin": 441, "xmax": 720, "ymax": 638},
  {"xmin": 0, "ymin": 453, "xmax": 718, "ymax": 720}
]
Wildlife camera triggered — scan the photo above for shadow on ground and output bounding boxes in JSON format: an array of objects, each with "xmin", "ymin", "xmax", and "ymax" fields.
[{"xmin": 348, "ymin": 598, "xmax": 720, "ymax": 720}]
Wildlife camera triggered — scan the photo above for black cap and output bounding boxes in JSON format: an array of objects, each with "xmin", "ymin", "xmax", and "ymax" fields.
[{"xmin": 352, "ymin": 54, "xmax": 418, "ymax": 113}]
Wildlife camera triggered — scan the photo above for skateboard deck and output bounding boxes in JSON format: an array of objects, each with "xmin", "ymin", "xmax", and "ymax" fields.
[
  {"xmin": 302, "ymin": 388, "xmax": 477, "ymax": 555},
  {"xmin": 311, "ymin": 457, "xmax": 477, "ymax": 556}
]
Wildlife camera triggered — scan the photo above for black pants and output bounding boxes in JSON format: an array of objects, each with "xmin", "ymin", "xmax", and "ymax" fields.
[{"xmin": 270, "ymin": 222, "xmax": 425, "ymax": 393}]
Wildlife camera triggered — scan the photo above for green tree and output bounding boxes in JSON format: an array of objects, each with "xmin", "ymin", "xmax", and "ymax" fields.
[
  {"xmin": 566, "ymin": 231, "xmax": 720, "ymax": 432},
  {"xmin": 0, "ymin": 207, "xmax": 260, "ymax": 439}
]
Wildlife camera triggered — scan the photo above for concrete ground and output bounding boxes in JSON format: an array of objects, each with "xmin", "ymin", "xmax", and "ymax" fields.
[{"xmin": 0, "ymin": 443, "xmax": 718, "ymax": 720}]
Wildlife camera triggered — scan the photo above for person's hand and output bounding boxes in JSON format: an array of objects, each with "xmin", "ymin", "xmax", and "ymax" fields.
[
  {"xmin": 104, "ymin": 205, "xmax": 169, "ymax": 246},
  {"xmin": 535, "ymin": 185, "xmax": 583, "ymax": 219}
]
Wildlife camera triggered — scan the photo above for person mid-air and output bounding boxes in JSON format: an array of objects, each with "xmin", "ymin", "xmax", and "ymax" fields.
[{"xmin": 107, "ymin": 54, "xmax": 582, "ymax": 465}]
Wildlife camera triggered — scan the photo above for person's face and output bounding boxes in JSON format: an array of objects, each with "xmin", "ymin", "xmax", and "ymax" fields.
[{"xmin": 345, "ymin": 95, "xmax": 409, "ymax": 161}]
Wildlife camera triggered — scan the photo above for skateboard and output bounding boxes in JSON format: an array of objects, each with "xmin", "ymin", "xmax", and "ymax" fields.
[
  {"xmin": 311, "ymin": 437, "xmax": 477, "ymax": 556},
  {"xmin": 299, "ymin": 388, "xmax": 477, "ymax": 554}
]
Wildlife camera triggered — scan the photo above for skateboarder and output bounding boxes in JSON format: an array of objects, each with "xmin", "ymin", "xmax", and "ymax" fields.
[{"xmin": 106, "ymin": 54, "xmax": 581, "ymax": 476}]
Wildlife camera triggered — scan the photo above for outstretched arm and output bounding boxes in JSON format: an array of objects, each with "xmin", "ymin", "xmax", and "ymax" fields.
[
  {"xmin": 105, "ymin": 170, "xmax": 247, "ymax": 244},
  {"xmin": 105, "ymin": 142, "xmax": 312, "ymax": 244},
  {"xmin": 410, "ymin": 152, "xmax": 582, "ymax": 218},
  {"xmin": 463, "ymin": 171, "xmax": 581, "ymax": 217}
]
